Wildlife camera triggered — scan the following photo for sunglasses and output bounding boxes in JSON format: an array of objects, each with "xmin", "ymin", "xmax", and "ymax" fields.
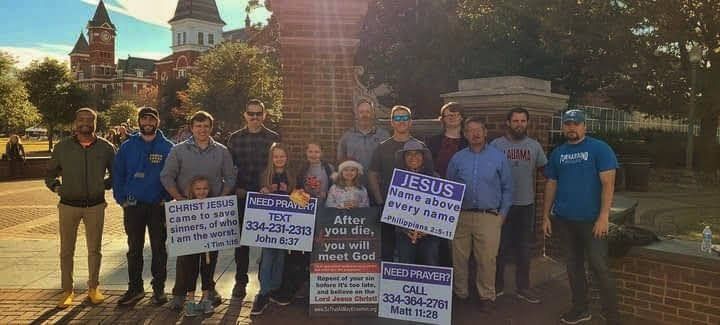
[
  {"xmin": 246, "ymin": 111, "xmax": 263, "ymax": 117},
  {"xmin": 392, "ymin": 115, "xmax": 410, "ymax": 122}
]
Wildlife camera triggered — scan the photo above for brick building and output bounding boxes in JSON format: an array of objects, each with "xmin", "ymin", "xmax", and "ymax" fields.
[{"xmin": 70, "ymin": 0, "xmax": 262, "ymax": 98}]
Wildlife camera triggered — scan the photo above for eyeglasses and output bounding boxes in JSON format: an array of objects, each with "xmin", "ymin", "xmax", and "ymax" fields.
[
  {"xmin": 246, "ymin": 111, "xmax": 263, "ymax": 117},
  {"xmin": 392, "ymin": 115, "xmax": 410, "ymax": 122}
]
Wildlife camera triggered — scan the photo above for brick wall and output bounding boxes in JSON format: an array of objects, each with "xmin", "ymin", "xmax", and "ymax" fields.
[
  {"xmin": 269, "ymin": 0, "xmax": 370, "ymax": 161},
  {"xmin": 610, "ymin": 253, "xmax": 720, "ymax": 324}
]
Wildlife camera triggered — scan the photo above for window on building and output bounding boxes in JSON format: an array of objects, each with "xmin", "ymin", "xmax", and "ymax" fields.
[
  {"xmin": 198, "ymin": 32, "xmax": 204, "ymax": 45},
  {"xmin": 178, "ymin": 69, "xmax": 186, "ymax": 78},
  {"xmin": 208, "ymin": 33, "xmax": 214, "ymax": 45},
  {"xmin": 136, "ymin": 70, "xmax": 143, "ymax": 78},
  {"xmin": 177, "ymin": 33, "xmax": 181, "ymax": 45},
  {"xmin": 183, "ymin": 32, "xmax": 186, "ymax": 44}
]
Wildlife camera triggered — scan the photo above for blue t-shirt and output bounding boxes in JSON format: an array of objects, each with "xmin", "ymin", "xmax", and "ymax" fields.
[{"xmin": 544, "ymin": 136, "xmax": 618, "ymax": 221}]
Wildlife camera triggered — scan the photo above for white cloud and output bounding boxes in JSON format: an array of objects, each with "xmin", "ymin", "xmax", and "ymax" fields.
[
  {"xmin": 80, "ymin": 0, "xmax": 270, "ymax": 29},
  {"xmin": 0, "ymin": 44, "xmax": 71, "ymax": 68}
]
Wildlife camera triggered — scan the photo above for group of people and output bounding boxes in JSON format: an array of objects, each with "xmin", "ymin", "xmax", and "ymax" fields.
[{"xmin": 44, "ymin": 98, "xmax": 619, "ymax": 324}]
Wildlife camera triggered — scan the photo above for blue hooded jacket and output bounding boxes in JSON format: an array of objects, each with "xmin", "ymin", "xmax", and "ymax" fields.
[{"xmin": 112, "ymin": 130, "xmax": 174, "ymax": 204}]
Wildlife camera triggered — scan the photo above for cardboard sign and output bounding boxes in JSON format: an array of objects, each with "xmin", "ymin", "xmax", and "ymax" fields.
[
  {"xmin": 239, "ymin": 192, "xmax": 318, "ymax": 252},
  {"xmin": 309, "ymin": 208, "xmax": 381, "ymax": 317},
  {"xmin": 382, "ymin": 169, "xmax": 465, "ymax": 239},
  {"xmin": 379, "ymin": 262, "xmax": 453, "ymax": 325},
  {"xmin": 165, "ymin": 195, "xmax": 241, "ymax": 257}
]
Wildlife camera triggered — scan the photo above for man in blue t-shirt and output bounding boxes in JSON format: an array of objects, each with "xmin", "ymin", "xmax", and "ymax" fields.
[{"xmin": 542, "ymin": 109, "xmax": 619, "ymax": 325}]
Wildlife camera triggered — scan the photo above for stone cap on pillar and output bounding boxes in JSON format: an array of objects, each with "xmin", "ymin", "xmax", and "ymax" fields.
[{"xmin": 441, "ymin": 76, "xmax": 569, "ymax": 116}]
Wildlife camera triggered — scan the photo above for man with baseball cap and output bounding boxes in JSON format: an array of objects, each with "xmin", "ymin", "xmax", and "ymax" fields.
[
  {"xmin": 113, "ymin": 106, "xmax": 175, "ymax": 305},
  {"xmin": 543, "ymin": 109, "xmax": 620, "ymax": 324}
]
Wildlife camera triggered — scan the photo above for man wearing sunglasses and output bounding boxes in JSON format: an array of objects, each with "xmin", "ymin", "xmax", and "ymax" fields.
[
  {"xmin": 368, "ymin": 105, "xmax": 431, "ymax": 261},
  {"xmin": 226, "ymin": 99, "xmax": 280, "ymax": 299}
]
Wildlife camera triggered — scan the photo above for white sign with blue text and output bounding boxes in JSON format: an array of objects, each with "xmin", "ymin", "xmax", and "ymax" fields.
[
  {"xmin": 381, "ymin": 169, "xmax": 465, "ymax": 239},
  {"xmin": 379, "ymin": 262, "xmax": 453, "ymax": 325},
  {"xmin": 240, "ymin": 192, "xmax": 318, "ymax": 252},
  {"xmin": 165, "ymin": 195, "xmax": 241, "ymax": 257}
]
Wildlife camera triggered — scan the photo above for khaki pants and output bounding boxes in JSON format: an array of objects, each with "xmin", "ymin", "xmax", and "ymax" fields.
[
  {"xmin": 58, "ymin": 203, "xmax": 106, "ymax": 291},
  {"xmin": 452, "ymin": 211, "xmax": 503, "ymax": 300}
]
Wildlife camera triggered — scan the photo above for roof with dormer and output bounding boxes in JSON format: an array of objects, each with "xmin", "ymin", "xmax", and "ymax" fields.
[
  {"xmin": 69, "ymin": 32, "xmax": 90, "ymax": 55},
  {"xmin": 117, "ymin": 56, "xmax": 157, "ymax": 74},
  {"xmin": 169, "ymin": 0, "xmax": 225, "ymax": 25},
  {"xmin": 88, "ymin": 0, "xmax": 116, "ymax": 29}
]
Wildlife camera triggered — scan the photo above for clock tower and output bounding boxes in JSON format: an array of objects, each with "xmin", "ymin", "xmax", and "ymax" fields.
[{"xmin": 87, "ymin": 0, "xmax": 116, "ymax": 78}]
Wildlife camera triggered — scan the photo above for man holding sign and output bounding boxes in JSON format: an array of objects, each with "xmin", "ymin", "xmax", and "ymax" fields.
[
  {"xmin": 160, "ymin": 111, "xmax": 236, "ymax": 311},
  {"xmin": 446, "ymin": 116, "xmax": 512, "ymax": 313}
]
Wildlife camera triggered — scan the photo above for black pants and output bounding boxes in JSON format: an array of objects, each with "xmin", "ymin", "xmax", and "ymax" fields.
[
  {"xmin": 172, "ymin": 251, "xmax": 219, "ymax": 295},
  {"xmin": 496, "ymin": 204, "xmax": 534, "ymax": 292},
  {"xmin": 557, "ymin": 218, "xmax": 619, "ymax": 320},
  {"xmin": 234, "ymin": 201, "xmax": 250, "ymax": 286},
  {"xmin": 123, "ymin": 203, "xmax": 167, "ymax": 292},
  {"xmin": 280, "ymin": 251, "xmax": 310, "ymax": 295}
]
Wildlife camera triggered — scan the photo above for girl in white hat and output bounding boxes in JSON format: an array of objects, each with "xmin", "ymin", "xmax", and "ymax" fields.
[{"xmin": 325, "ymin": 160, "xmax": 369, "ymax": 209}]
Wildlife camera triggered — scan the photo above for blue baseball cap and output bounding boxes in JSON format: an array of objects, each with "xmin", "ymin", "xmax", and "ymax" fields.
[{"xmin": 562, "ymin": 109, "xmax": 585, "ymax": 123}]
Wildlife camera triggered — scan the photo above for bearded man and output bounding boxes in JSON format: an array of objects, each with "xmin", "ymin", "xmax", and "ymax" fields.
[{"xmin": 112, "ymin": 107, "xmax": 174, "ymax": 305}]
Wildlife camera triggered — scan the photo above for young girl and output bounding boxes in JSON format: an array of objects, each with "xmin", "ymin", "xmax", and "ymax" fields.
[
  {"xmin": 394, "ymin": 141, "xmax": 441, "ymax": 266},
  {"xmin": 326, "ymin": 160, "xmax": 369, "ymax": 209},
  {"xmin": 170, "ymin": 176, "xmax": 221, "ymax": 315},
  {"xmin": 296, "ymin": 142, "xmax": 334, "ymax": 204},
  {"xmin": 251, "ymin": 143, "xmax": 296, "ymax": 315}
]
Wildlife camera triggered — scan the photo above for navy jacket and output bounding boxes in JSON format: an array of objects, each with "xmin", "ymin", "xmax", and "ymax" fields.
[{"xmin": 112, "ymin": 131, "xmax": 174, "ymax": 204}]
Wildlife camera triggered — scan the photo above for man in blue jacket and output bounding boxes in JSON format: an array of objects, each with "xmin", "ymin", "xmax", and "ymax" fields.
[{"xmin": 112, "ymin": 107, "xmax": 174, "ymax": 305}]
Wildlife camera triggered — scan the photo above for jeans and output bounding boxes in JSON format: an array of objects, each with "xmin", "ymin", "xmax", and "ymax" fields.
[
  {"xmin": 234, "ymin": 201, "xmax": 249, "ymax": 286},
  {"xmin": 280, "ymin": 251, "xmax": 310, "ymax": 295},
  {"xmin": 123, "ymin": 203, "xmax": 167, "ymax": 292},
  {"xmin": 172, "ymin": 251, "xmax": 218, "ymax": 295},
  {"xmin": 381, "ymin": 220, "xmax": 396, "ymax": 262},
  {"xmin": 259, "ymin": 248, "xmax": 285, "ymax": 295},
  {"xmin": 394, "ymin": 230, "xmax": 441, "ymax": 266},
  {"xmin": 496, "ymin": 204, "xmax": 534, "ymax": 292},
  {"xmin": 557, "ymin": 218, "xmax": 619, "ymax": 320}
]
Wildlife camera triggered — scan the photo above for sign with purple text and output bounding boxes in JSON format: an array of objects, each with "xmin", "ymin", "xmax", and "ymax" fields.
[
  {"xmin": 381, "ymin": 169, "xmax": 465, "ymax": 239},
  {"xmin": 379, "ymin": 262, "xmax": 453, "ymax": 325},
  {"xmin": 240, "ymin": 192, "xmax": 318, "ymax": 252},
  {"xmin": 165, "ymin": 195, "xmax": 241, "ymax": 257}
]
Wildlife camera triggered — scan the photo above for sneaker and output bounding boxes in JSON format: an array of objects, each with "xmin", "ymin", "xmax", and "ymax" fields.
[
  {"xmin": 516, "ymin": 290, "xmax": 541, "ymax": 304},
  {"xmin": 560, "ymin": 308, "xmax": 592, "ymax": 324},
  {"xmin": 151, "ymin": 290, "xmax": 168, "ymax": 305},
  {"xmin": 87, "ymin": 287, "xmax": 105, "ymax": 304},
  {"xmin": 118, "ymin": 288, "xmax": 145, "ymax": 305},
  {"xmin": 184, "ymin": 301, "xmax": 200, "ymax": 317},
  {"xmin": 231, "ymin": 284, "xmax": 247, "ymax": 299},
  {"xmin": 57, "ymin": 291, "xmax": 74, "ymax": 309},
  {"xmin": 269, "ymin": 290, "xmax": 292, "ymax": 306},
  {"xmin": 199, "ymin": 299, "xmax": 215, "ymax": 314},
  {"xmin": 169, "ymin": 296, "xmax": 185, "ymax": 311},
  {"xmin": 250, "ymin": 294, "xmax": 270, "ymax": 316},
  {"xmin": 207, "ymin": 289, "xmax": 223, "ymax": 307}
]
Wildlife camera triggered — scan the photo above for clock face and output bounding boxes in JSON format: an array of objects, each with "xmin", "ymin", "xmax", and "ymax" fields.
[{"xmin": 101, "ymin": 31, "xmax": 111, "ymax": 42}]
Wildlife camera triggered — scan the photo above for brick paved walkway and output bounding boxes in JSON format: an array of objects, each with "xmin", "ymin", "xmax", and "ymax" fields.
[{"xmin": 0, "ymin": 180, "xmax": 652, "ymax": 324}]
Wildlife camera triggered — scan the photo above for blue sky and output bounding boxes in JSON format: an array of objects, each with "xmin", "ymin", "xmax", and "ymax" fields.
[{"xmin": 0, "ymin": 0, "xmax": 270, "ymax": 68}]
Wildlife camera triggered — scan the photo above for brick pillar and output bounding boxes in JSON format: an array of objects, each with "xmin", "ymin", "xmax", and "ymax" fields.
[
  {"xmin": 441, "ymin": 76, "xmax": 569, "ymax": 258},
  {"xmin": 267, "ymin": 0, "xmax": 371, "ymax": 160}
]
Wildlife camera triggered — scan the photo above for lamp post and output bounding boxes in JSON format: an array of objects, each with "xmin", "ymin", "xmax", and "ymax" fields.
[{"xmin": 686, "ymin": 45, "xmax": 702, "ymax": 170}]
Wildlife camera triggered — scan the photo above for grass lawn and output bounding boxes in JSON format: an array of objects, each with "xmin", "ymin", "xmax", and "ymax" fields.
[{"xmin": 0, "ymin": 138, "xmax": 55, "ymax": 156}]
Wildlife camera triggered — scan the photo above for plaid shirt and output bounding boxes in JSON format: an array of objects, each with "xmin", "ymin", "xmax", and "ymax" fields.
[{"xmin": 226, "ymin": 126, "xmax": 280, "ymax": 191}]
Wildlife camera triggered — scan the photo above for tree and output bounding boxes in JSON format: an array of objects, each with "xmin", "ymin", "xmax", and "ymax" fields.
[
  {"xmin": 0, "ymin": 52, "xmax": 39, "ymax": 133},
  {"xmin": 103, "ymin": 100, "xmax": 138, "ymax": 128},
  {"xmin": 186, "ymin": 42, "xmax": 283, "ymax": 130},
  {"xmin": 20, "ymin": 58, "xmax": 90, "ymax": 150}
]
